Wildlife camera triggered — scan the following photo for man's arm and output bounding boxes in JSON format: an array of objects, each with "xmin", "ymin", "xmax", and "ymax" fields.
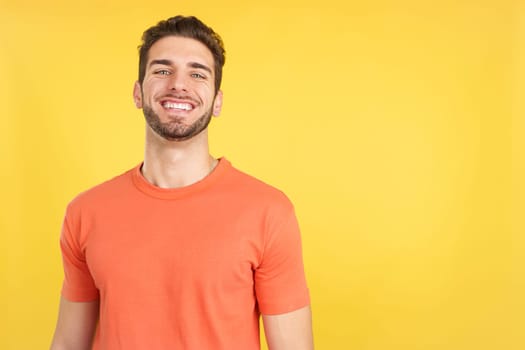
[
  {"xmin": 262, "ymin": 305, "xmax": 314, "ymax": 350},
  {"xmin": 50, "ymin": 296, "xmax": 99, "ymax": 350}
]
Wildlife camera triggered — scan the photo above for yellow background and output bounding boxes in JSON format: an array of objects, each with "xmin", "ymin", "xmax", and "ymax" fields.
[{"xmin": 1, "ymin": 0, "xmax": 523, "ymax": 349}]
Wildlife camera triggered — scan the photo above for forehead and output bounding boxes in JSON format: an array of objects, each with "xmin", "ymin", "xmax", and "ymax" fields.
[{"xmin": 147, "ymin": 36, "xmax": 215, "ymax": 71}]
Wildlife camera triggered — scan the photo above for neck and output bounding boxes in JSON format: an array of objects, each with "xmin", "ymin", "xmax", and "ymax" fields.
[{"xmin": 142, "ymin": 128, "xmax": 217, "ymax": 188}]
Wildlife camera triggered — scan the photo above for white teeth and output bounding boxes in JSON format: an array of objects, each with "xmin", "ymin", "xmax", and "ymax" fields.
[{"xmin": 163, "ymin": 102, "xmax": 193, "ymax": 111}]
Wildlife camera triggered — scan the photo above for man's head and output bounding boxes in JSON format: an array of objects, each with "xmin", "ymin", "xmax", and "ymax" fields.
[
  {"xmin": 134, "ymin": 17, "xmax": 225, "ymax": 142},
  {"xmin": 138, "ymin": 16, "xmax": 226, "ymax": 93}
]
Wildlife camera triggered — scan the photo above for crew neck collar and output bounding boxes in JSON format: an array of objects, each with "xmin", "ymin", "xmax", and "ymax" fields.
[{"xmin": 131, "ymin": 157, "xmax": 230, "ymax": 200}]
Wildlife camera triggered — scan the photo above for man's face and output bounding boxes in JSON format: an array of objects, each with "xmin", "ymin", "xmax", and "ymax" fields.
[{"xmin": 133, "ymin": 36, "xmax": 223, "ymax": 142}]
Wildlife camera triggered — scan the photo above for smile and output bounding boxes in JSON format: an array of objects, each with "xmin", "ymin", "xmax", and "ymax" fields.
[{"xmin": 162, "ymin": 101, "xmax": 194, "ymax": 111}]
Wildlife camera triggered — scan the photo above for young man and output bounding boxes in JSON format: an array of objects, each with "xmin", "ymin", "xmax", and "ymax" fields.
[{"xmin": 51, "ymin": 16, "xmax": 313, "ymax": 350}]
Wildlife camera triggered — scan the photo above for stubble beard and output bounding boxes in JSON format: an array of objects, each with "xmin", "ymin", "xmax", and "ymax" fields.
[{"xmin": 142, "ymin": 102, "xmax": 214, "ymax": 142}]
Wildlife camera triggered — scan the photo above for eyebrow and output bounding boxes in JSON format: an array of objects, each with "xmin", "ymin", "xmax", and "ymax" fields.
[
  {"xmin": 149, "ymin": 59, "xmax": 173, "ymax": 67},
  {"xmin": 149, "ymin": 59, "xmax": 213, "ymax": 75},
  {"xmin": 188, "ymin": 62, "xmax": 212, "ymax": 75}
]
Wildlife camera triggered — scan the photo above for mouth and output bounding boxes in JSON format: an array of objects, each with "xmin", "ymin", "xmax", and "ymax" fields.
[{"xmin": 161, "ymin": 100, "xmax": 195, "ymax": 111}]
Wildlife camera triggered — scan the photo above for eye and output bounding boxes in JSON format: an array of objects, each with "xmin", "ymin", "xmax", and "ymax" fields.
[
  {"xmin": 191, "ymin": 72, "xmax": 206, "ymax": 79},
  {"xmin": 155, "ymin": 69, "xmax": 171, "ymax": 75}
]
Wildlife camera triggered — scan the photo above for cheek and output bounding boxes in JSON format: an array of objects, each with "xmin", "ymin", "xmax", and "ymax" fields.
[
  {"xmin": 142, "ymin": 83, "xmax": 162, "ymax": 99},
  {"xmin": 196, "ymin": 85, "xmax": 215, "ymax": 101}
]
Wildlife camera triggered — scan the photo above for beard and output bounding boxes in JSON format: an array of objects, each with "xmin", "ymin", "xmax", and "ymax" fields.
[{"xmin": 142, "ymin": 102, "xmax": 214, "ymax": 142}]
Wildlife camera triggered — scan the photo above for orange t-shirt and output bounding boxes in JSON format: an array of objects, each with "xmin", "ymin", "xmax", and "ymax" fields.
[{"xmin": 60, "ymin": 158, "xmax": 310, "ymax": 349}]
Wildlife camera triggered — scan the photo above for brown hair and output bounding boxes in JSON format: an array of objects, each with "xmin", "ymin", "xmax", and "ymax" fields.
[{"xmin": 138, "ymin": 16, "xmax": 226, "ymax": 92}]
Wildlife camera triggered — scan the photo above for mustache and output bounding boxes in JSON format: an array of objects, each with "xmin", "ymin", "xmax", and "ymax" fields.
[{"xmin": 160, "ymin": 93, "xmax": 199, "ymax": 104}]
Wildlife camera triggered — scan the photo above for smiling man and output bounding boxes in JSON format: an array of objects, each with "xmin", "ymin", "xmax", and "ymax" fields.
[{"xmin": 50, "ymin": 16, "xmax": 313, "ymax": 350}]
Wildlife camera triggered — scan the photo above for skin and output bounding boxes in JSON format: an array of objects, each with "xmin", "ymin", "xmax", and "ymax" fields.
[
  {"xmin": 133, "ymin": 36, "xmax": 223, "ymax": 188},
  {"xmin": 263, "ymin": 305, "xmax": 314, "ymax": 350},
  {"xmin": 50, "ymin": 298, "xmax": 98, "ymax": 350},
  {"xmin": 50, "ymin": 36, "xmax": 313, "ymax": 350}
]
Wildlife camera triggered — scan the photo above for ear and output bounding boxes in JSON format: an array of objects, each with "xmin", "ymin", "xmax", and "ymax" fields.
[
  {"xmin": 213, "ymin": 90, "xmax": 223, "ymax": 116},
  {"xmin": 133, "ymin": 81, "xmax": 143, "ymax": 108}
]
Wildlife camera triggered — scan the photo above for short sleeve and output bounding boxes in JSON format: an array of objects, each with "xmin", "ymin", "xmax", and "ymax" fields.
[
  {"xmin": 60, "ymin": 208, "xmax": 99, "ymax": 302},
  {"xmin": 254, "ymin": 202, "xmax": 310, "ymax": 315}
]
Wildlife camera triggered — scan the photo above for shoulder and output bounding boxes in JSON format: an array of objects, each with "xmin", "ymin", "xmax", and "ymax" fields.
[
  {"xmin": 220, "ymin": 159, "xmax": 295, "ymax": 212},
  {"xmin": 65, "ymin": 165, "xmax": 137, "ymax": 217}
]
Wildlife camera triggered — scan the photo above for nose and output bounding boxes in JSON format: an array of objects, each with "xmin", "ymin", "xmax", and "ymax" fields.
[{"xmin": 169, "ymin": 73, "xmax": 188, "ymax": 92}]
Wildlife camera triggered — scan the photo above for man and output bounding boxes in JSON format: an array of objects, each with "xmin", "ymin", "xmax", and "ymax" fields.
[{"xmin": 51, "ymin": 15, "xmax": 313, "ymax": 350}]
